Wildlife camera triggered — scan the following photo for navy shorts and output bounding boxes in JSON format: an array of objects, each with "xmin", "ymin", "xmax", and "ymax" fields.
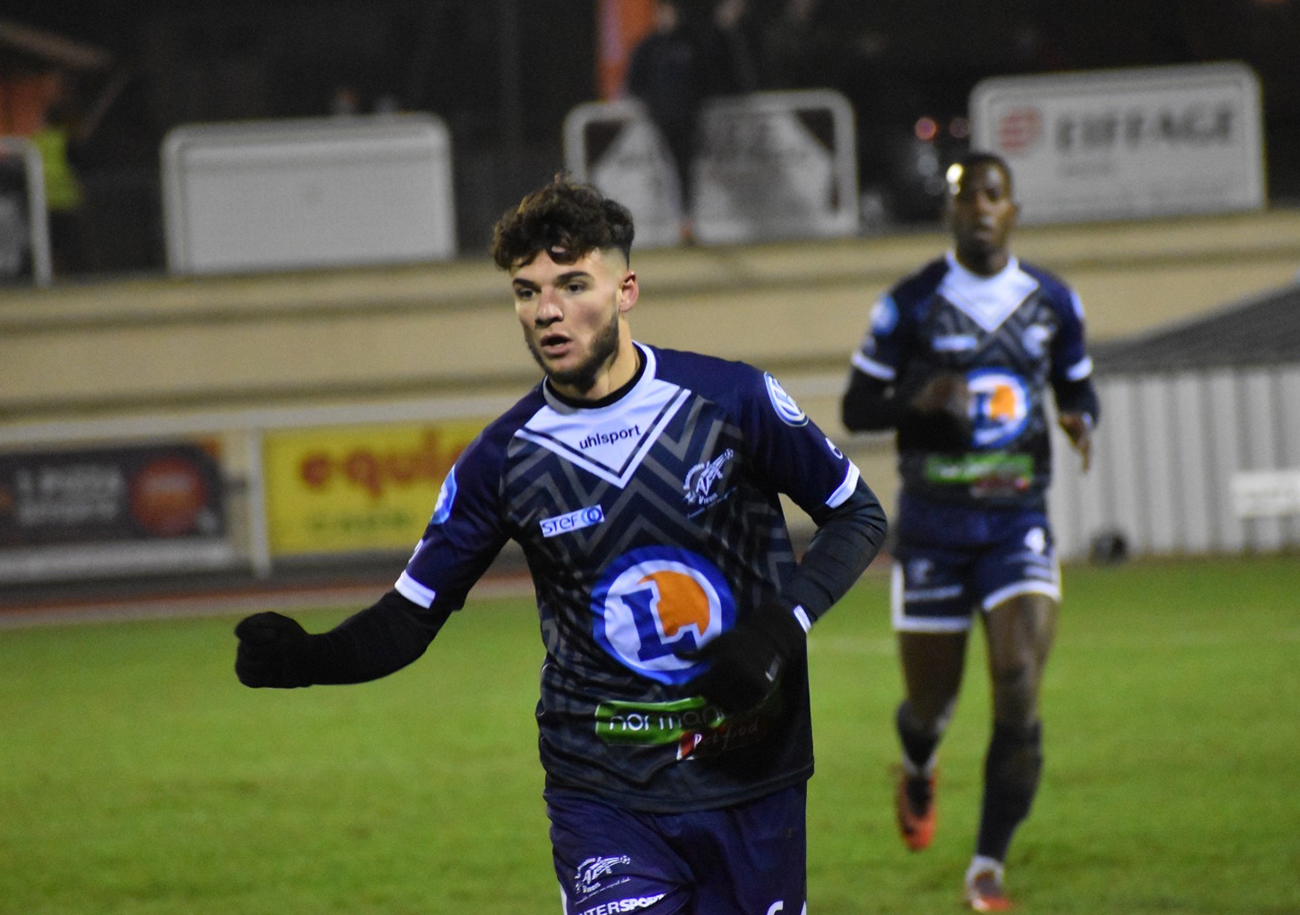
[
  {"xmin": 547, "ymin": 785, "xmax": 807, "ymax": 915},
  {"xmin": 892, "ymin": 497, "xmax": 1060, "ymax": 633}
]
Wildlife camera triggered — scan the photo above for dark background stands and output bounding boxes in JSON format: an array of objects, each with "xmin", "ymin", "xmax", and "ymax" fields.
[{"xmin": 1, "ymin": 0, "xmax": 1297, "ymax": 276}]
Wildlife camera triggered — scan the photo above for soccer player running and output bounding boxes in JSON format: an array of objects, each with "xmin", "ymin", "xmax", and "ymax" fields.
[
  {"xmin": 235, "ymin": 176, "xmax": 887, "ymax": 913},
  {"xmin": 841, "ymin": 152, "xmax": 1098, "ymax": 911}
]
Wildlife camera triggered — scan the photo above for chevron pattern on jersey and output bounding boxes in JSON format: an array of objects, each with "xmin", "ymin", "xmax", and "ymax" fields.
[
  {"xmin": 515, "ymin": 373, "xmax": 691, "ymax": 488},
  {"xmin": 938, "ymin": 260, "xmax": 1040, "ymax": 333}
]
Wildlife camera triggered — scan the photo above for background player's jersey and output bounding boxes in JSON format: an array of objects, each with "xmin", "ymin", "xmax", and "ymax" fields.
[
  {"xmin": 396, "ymin": 343, "xmax": 863, "ymax": 813},
  {"xmin": 852, "ymin": 252, "xmax": 1093, "ymax": 510}
]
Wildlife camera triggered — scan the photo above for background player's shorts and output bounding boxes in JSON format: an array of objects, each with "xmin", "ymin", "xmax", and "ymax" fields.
[
  {"xmin": 547, "ymin": 784, "xmax": 807, "ymax": 915},
  {"xmin": 891, "ymin": 496, "xmax": 1060, "ymax": 633}
]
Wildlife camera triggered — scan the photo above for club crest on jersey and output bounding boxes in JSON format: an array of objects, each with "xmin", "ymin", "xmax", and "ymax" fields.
[
  {"xmin": 765, "ymin": 373, "xmax": 808, "ymax": 426},
  {"xmin": 967, "ymin": 368, "xmax": 1031, "ymax": 448},
  {"xmin": 592, "ymin": 547, "xmax": 735, "ymax": 684},
  {"xmin": 683, "ymin": 448, "xmax": 735, "ymax": 507},
  {"xmin": 575, "ymin": 855, "xmax": 632, "ymax": 896},
  {"xmin": 870, "ymin": 295, "xmax": 898, "ymax": 334},
  {"xmin": 429, "ymin": 468, "xmax": 457, "ymax": 525},
  {"xmin": 1023, "ymin": 324, "xmax": 1051, "ymax": 359}
]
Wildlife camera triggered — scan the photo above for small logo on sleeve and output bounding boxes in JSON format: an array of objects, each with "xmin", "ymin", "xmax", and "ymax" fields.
[{"xmin": 764, "ymin": 373, "xmax": 808, "ymax": 426}]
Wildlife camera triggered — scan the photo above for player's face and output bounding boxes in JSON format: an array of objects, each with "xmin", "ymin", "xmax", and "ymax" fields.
[
  {"xmin": 947, "ymin": 161, "xmax": 1018, "ymax": 275},
  {"xmin": 511, "ymin": 247, "xmax": 639, "ymax": 400}
]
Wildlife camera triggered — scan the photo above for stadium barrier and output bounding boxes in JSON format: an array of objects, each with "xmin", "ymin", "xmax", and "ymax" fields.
[
  {"xmin": 1051, "ymin": 365, "xmax": 1300, "ymax": 559},
  {"xmin": 162, "ymin": 113, "xmax": 457, "ymax": 275},
  {"xmin": 0, "ymin": 137, "xmax": 51, "ymax": 287},
  {"xmin": 564, "ymin": 90, "xmax": 859, "ymax": 248},
  {"xmin": 0, "ymin": 382, "xmax": 890, "ymax": 585},
  {"xmin": 4, "ymin": 208, "xmax": 1300, "ymax": 583}
]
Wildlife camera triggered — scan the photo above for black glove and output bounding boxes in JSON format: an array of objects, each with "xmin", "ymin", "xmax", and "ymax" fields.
[
  {"xmin": 234, "ymin": 611, "xmax": 319, "ymax": 688},
  {"xmin": 686, "ymin": 600, "xmax": 807, "ymax": 714},
  {"xmin": 898, "ymin": 368, "xmax": 973, "ymax": 451}
]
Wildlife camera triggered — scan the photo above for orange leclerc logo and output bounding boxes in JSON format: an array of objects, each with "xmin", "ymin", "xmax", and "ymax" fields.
[
  {"xmin": 592, "ymin": 547, "xmax": 737, "ymax": 685},
  {"xmin": 967, "ymin": 369, "xmax": 1031, "ymax": 449}
]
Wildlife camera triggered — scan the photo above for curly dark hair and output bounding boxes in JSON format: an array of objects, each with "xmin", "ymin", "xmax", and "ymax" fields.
[{"xmin": 490, "ymin": 175, "xmax": 635, "ymax": 270}]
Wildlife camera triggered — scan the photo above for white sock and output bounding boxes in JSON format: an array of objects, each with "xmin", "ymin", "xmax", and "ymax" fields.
[
  {"xmin": 966, "ymin": 855, "xmax": 1004, "ymax": 883},
  {"xmin": 900, "ymin": 753, "xmax": 937, "ymax": 778}
]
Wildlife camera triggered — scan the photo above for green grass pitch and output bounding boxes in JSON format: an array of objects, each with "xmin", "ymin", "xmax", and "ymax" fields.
[{"xmin": 1, "ymin": 554, "xmax": 1297, "ymax": 914}]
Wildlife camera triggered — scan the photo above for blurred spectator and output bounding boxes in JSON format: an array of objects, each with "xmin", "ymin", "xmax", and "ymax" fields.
[
  {"xmin": 329, "ymin": 84, "xmax": 363, "ymax": 116},
  {"xmin": 625, "ymin": 0, "xmax": 758, "ymax": 244},
  {"xmin": 29, "ymin": 74, "xmax": 92, "ymax": 275},
  {"xmin": 760, "ymin": 0, "xmax": 855, "ymax": 92}
]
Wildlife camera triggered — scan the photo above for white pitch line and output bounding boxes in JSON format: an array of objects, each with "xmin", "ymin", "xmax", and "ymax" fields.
[{"xmin": 0, "ymin": 576, "xmax": 536, "ymax": 630}]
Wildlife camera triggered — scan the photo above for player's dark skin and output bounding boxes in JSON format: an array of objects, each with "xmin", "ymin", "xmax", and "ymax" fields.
[{"xmin": 900, "ymin": 159, "xmax": 1082, "ymax": 739}]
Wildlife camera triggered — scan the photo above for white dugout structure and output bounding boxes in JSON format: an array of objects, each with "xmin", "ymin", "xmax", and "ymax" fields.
[
  {"xmin": 1051, "ymin": 365, "xmax": 1300, "ymax": 559},
  {"xmin": 1049, "ymin": 284, "xmax": 1300, "ymax": 560}
]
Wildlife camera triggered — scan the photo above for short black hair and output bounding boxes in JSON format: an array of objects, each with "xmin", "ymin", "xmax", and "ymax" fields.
[
  {"xmin": 948, "ymin": 151, "xmax": 1014, "ymax": 196},
  {"xmin": 490, "ymin": 175, "xmax": 635, "ymax": 270}
]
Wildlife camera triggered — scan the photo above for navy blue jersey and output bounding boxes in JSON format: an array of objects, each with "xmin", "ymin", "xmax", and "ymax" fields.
[
  {"xmin": 396, "ymin": 343, "xmax": 865, "ymax": 812},
  {"xmin": 851, "ymin": 253, "xmax": 1093, "ymax": 510}
]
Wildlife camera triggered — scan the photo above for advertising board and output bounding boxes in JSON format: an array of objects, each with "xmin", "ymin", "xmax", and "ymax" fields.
[
  {"xmin": 970, "ymin": 63, "xmax": 1265, "ymax": 223},
  {"xmin": 263, "ymin": 420, "xmax": 485, "ymax": 556},
  {"xmin": 0, "ymin": 441, "xmax": 231, "ymax": 581}
]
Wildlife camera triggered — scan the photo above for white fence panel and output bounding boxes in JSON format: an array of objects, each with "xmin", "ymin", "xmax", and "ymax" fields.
[
  {"xmin": 1052, "ymin": 365, "xmax": 1300, "ymax": 560},
  {"xmin": 163, "ymin": 114, "xmax": 457, "ymax": 275},
  {"xmin": 1279, "ymin": 367, "xmax": 1300, "ymax": 544},
  {"xmin": 1206, "ymin": 370, "xmax": 1248, "ymax": 552},
  {"xmin": 1102, "ymin": 381, "xmax": 1145, "ymax": 549},
  {"xmin": 1171, "ymin": 374, "xmax": 1215, "ymax": 553},
  {"xmin": 1240, "ymin": 370, "xmax": 1284, "ymax": 549},
  {"xmin": 1136, "ymin": 378, "xmax": 1180, "ymax": 552}
]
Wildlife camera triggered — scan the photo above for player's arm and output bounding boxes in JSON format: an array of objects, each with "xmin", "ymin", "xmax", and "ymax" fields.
[
  {"xmin": 236, "ymin": 430, "xmax": 508, "ymax": 689},
  {"xmin": 1049, "ymin": 286, "xmax": 1100, "ymax": 471},
  {"xmin": 841, "ymin": 368, "xmax": 902, "ymax": 432},
  {"xmin": 1052, "ymin": 376, "xmax": 1100, "ymax": 472},
  {"xmin": 843, "ymin": 360, "xmax": 972, "ymax": 450},
  {"xmin": 787, "ymin": 473, "xmax": 888, "ymax": 623},
  {"xmin": 234, "ymin": 590, "xmax": 452, "ymax": 688},
  {"xmin": 687, "ymin": 474, "xmax": 886, "ymax": 713},
  {"xmin": 842, "ymin": 283, "xmax": 965, "ymax": 440}
]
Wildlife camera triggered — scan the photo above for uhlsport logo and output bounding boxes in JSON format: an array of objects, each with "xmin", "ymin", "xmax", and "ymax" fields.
[
  {"xmin": 578, "ymin": 424, "xmax": 641, "ymax": 451},
  {"xmin": 592, "ymin": 546, "xmax": 735, "ymax": 684},
  {"xmin": 967, "ymin": 368, "xmax": 1031, "ymax": 448}
]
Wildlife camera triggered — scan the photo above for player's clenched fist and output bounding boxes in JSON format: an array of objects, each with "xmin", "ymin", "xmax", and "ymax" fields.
[
  {"xmin": 903, "ymin": 369, "xmax": 974, "ymax": 450},
  {"xmin": 234, "ymin": 611, "xmax": 311, "ymax": 688},
  {"xmin": 687, "ymin": 600, "xmax": 807, "ymax": 715}
]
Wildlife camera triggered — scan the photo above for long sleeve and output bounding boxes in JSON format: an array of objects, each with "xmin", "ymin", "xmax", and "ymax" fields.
[{"xmin": 786, "ymin": 475, "xmax": 888, "ymax": 623}]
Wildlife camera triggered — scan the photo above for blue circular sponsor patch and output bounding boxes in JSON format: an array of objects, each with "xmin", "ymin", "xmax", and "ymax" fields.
[
  {"xmin": 591, "ymin": 546, "xmax": 735, "ymax": 684},
  {"xmin": 764, "ymin": 373, "xmax": 808, "ymax": 427}
]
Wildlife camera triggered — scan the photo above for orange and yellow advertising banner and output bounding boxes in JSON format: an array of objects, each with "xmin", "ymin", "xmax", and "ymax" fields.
[{"xmin": 263, "ymin": 420, "xmax": 486, "ymax": 556}]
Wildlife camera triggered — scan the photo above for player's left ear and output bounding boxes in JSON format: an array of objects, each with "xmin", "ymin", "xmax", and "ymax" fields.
[{"xmin": 617, "ymin": 270, "xmax": 639, "ymax": 313}]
